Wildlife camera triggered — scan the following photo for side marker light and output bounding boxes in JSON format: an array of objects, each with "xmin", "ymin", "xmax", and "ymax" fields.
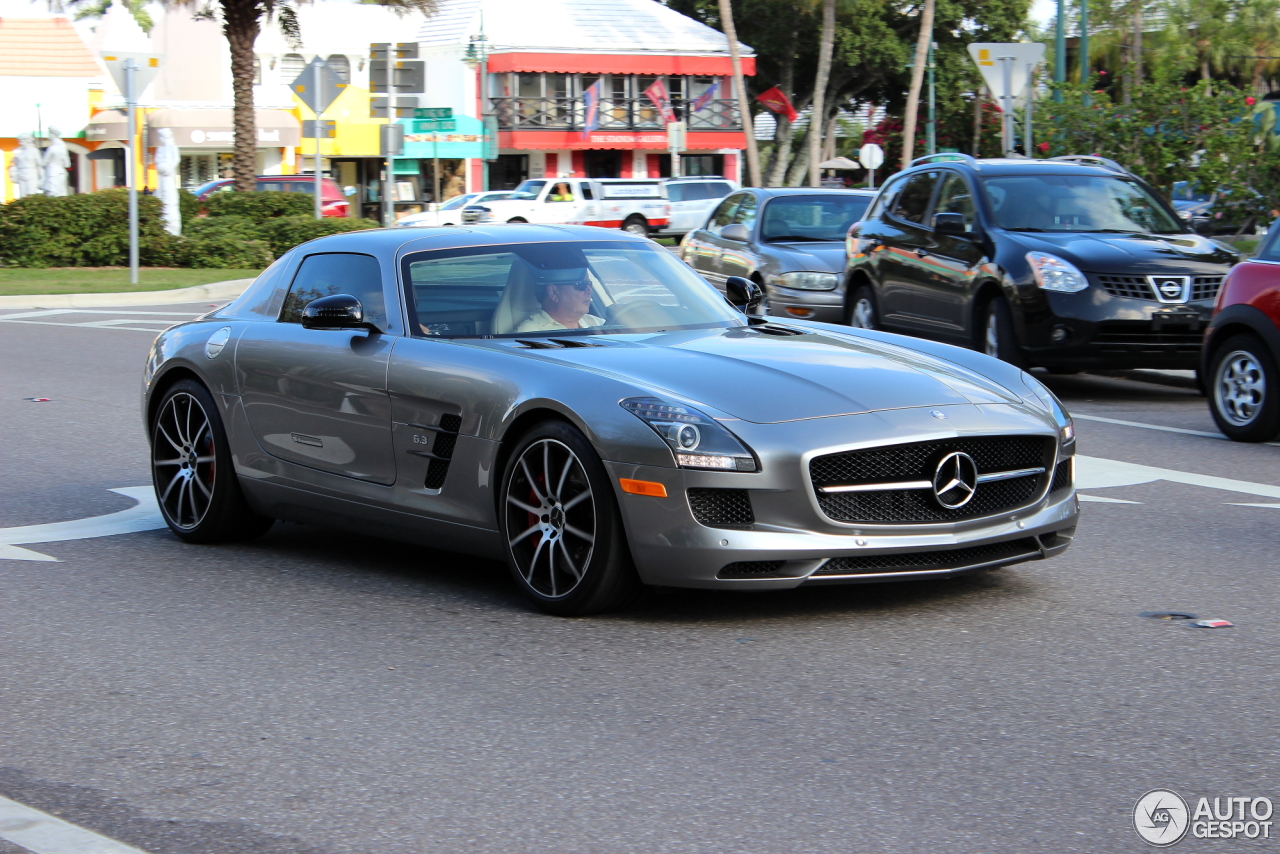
[{"xmin": 620, "ymin": 478, "xmax": 668, "ymax": 497}]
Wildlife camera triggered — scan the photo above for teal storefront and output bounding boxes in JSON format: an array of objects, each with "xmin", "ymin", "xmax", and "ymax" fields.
[{"xmin": 389, "ymin": 114, "xmax": 489, "ymax": 214}]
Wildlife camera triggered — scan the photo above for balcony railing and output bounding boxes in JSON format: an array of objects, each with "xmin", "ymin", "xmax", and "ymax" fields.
[{"xmin": 489, "ymin": 97, "xmax": 741, "ymax": 132}]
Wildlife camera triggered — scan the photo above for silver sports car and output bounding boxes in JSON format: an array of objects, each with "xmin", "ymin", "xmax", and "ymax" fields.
[{"xmin": 143, "ymin": 225, "xmax": 1079, "ymax": 615}]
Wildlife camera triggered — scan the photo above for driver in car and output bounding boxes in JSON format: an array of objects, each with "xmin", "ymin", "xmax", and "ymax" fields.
[{"xmin": 516, "ymin": 266, "xmax": 605, "ymax": 332}]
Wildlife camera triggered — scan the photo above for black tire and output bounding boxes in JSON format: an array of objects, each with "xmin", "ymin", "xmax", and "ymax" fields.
[
  {"xmin": 1207, "ymin": 333, "xmax": 1280, "ymax": 442},
  {"xmin": 980, "ymin": 297, "xmax": 1026, "ymax": 367},
  {"xmin": 499, "ymin": 421, "xmax": 643, "ymax": 616},
  {"xmin": 150, "ymin": 378, "xmax": 273, "ymax": 543},
  {"xmin": 507, "ymin": 217, "xmax": 528, "ymax": 223},
  {"xmin": 622, "ymin": 215, "xmax": 649, "ymax": 237},
  {"xmin": 847, "ymin": 284, "xmax": 878, "ymax": 329}
]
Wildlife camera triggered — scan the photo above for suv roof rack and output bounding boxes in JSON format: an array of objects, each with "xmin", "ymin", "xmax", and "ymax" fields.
[
  {"xmin": 910, "ymin": 153, "xmax": 979, "ymax": 168},
  {"xmin": 1047, "ymin": 155, "xmax": 1130, "ymax": 174}
]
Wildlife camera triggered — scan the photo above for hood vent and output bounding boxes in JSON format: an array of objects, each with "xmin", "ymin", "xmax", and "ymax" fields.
[
  {"xmin": 753, "ymin": 324, "xmax": 805, "ymax": 337},
  {"xmin": 513, "ymin": 338, "xmax": 603, "ymax": 349}
]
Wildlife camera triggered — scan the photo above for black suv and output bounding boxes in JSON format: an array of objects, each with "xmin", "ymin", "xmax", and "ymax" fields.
[{"xmin": 842, "ymin": 154, "xmax": 1239, "ymax": 370}]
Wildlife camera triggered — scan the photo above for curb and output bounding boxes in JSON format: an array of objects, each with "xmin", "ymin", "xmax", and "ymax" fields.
[
  {"xmin": 0, "ymin": 278, "xmax": 255, "ymax": 311},
  {"xmin": 1085, "ymin": 369, "xmax": 1202, "ymax": 392}
]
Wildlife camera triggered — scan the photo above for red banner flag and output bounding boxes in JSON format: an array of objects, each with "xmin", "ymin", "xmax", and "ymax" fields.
[
  {"xmin": 756, "ymin": 86, "xmax": 799, "ymax": 123},
  {"xmin": 643, "ymin": 78, "xmax": 677, "ymax": 125}
]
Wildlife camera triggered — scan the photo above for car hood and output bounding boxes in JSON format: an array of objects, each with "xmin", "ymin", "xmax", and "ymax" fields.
[
  {"xmin": 1005, "ymin": 230, "xmax": 1238, "ymax": 270},
  {"xmin": 481, "ymin": 326, "xmax": 1024, "ymax": 423},
  {"xmin": 758, "ymin": 240, "xmax": 846, "ymax": 273}
]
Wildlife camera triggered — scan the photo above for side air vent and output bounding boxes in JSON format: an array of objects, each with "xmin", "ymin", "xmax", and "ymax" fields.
[
  {"xmin": 549, "ymin": 338, "xmax": 603, "ymax": 348},
  {"xmin": 687, "ymin": 488, "xmax": 754, "ymax": 529},
  {"xmin": 514, "ymin": 340, "xmax": 561, "ymax": 349},
  {"xmin": 717, "ymin": 560, "xmax": 786, "ymax": 579},
  {"xmin": 421, "ymin": 413, "xmax": 463, "ymax": 490},
  {"xmin": 754, "ymin": 324, "xmax": 805, "ymax": 336}
]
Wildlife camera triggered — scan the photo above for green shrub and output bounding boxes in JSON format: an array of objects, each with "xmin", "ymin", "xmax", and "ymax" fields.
[
  {"xmin": 185, "ymin": 214, "xmax": 264, "ymax": 241},
  {"xmin": 260, "ymin": 215, "xmax": 380, "ymax": 257},
  {"xmin": 205, "ymin": 190, "xmax": 313, "ymax": 220},
  {"xmin": 0, "ymin": 189, "xmax": 173, "ymax": 267},
  {"xmin": 169, "ymin": 233, "xmax": 274, "ymax": 269}
]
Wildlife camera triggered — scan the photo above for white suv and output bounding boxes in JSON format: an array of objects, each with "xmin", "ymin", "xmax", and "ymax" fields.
[
  {"xmin": 461, "ymin": 178, "xmax": 671, "ymax": 235},
  {"xmin": 657, "ymin": 177, "xmax": 739, "ymax": 238}
]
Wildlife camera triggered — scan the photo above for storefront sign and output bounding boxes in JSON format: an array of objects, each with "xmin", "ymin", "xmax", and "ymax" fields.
[{"xmin": 400, "ymin": 114, "xmax": 486, "ymax": 159}]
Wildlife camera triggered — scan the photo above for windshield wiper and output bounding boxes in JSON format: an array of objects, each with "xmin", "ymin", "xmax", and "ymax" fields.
[{"xmin": 1005, "ymin": 227, "xmax": 1046, "ymax": 232}]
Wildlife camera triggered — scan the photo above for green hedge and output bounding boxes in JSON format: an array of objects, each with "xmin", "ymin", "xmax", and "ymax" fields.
[{"xmin": 0, "ymin": 188, "xmax": 378, "ymax": 269}]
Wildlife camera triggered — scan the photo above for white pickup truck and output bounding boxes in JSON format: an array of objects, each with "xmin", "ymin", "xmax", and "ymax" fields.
[{"xmin": 460, "ymin": 178, "xmax": 671, "ymax": 236}]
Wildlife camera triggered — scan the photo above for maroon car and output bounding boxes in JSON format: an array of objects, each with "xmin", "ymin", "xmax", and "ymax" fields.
[
  {"xmin": 1203, "ymin": 228, "xmax": 1280, "ymax": 441},
  {"xmin": 193, "ymin": 175, "xmax": 349, "ymax": 218}
]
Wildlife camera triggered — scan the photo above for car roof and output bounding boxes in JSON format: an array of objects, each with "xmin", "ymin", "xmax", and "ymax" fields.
[
  {"xmin": 747, "ymin": 187, "xmax": 878, "ymax": 198},
  {"xmin": 292, "ymin": 223, "xmax": 657, "ymax": 256},
  {"xmin": 905, "ymin": 157, "xmax": 1134, "ymax": 179}
]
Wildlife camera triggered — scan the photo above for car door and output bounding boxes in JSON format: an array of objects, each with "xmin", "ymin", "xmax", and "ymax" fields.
[
  {"xmin": 668, "ymin": 181, "xmax": 709, "ymax": 233},
  {"xmin": 718, "ymin": 192, "xmax": 760, "ymax": 284},
  {"xmin": 235, "ymin": 252, "xmax": 397, "ymax": 484},
  {"xmin": 685, "ymin": 192, "xmax": 747, "ymax": 284},
  {"xmin": 876, "ymin": 170, "xmax": 940, "ymax": 330},
  {"xmin": 577, "ymin": 181, "xmax": 602, "ymax": 225},
  {"xmin": 916, "ymin": 171, "xmax": 985, "ymax": 337}
]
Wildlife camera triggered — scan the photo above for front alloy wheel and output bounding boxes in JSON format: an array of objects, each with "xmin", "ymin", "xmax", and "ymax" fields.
[
  {"xmin": 1209, "ymin": 334, "xmax": 1280, "ymax": 441},
  {"xmin": 500, "ymin": 421, "xmax": 642, "ymax": 615},
  {"xmin": 849, "ymin": 285, "xmax": 878, "ymax": 329}
]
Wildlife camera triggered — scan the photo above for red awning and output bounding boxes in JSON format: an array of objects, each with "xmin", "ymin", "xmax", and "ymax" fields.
[
  {"xmin": 487, "ymin": 52, "xmax": 755, "ymax": 77},
  {"xmin": 500, "ymin": 130, "xmax": 747, "ymax": 151}
]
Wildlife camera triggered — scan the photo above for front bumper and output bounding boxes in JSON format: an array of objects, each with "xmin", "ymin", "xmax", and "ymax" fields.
[
  {"xmin": 603, "ymin": 405, "xmax": 1079, "ymax": 590},
  {"xmin": 765, "ymin": 283, "xmax": 846, "ymax": 324}
]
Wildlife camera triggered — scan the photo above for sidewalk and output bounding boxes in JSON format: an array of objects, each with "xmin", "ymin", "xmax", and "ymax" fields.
[{"xmin": 0, "ymin": 278, "xmax": 254, "ymax": 311}]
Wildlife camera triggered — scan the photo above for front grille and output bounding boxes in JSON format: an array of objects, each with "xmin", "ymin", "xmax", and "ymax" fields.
[
  {"xmin": 813, "ymin": 538, "xmax": 1041, "ymax": 576},
  {"xmin": 688, "ymin": 488, "xmax": 754, "ymax": 529},
  {"xmin": 1192, "ymin": 275, "xmax": 1223, "ymax": 302},
  {"xmin": 810, "ymin": 436, "xmax": 1053, "ymax": 524},
  {"xmin": 1098, "ymin": 274, "xmax": 1153, "ymax": 300},
  {"xmin": 1092, "ymin": 321, "xmax": 1203, "ymax": 348},
  {"xmin": 718, "ymin": 560, "xmax": 786, "ymax": 579},
  {"xmin": 1050, "ymin": 458, "xmax": 1072, "ymax": 493}
]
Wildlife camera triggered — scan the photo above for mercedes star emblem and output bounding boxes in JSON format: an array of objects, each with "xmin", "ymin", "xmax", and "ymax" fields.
[{"xmin": 932, "ymin": 451, "xmax": 979, "ymax": 509}]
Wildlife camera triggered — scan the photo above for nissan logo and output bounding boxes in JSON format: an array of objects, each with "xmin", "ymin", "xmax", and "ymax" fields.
[
  {"xmin": 1149, "ymin": 276, "xmax": 1188, "ymax": 301},
  {"xmin": 932, "ymin": 451, "xmax": 979, "ymax": 509}
]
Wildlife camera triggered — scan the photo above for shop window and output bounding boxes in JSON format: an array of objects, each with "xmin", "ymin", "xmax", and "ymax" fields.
[{"xmin": 327, "ymin": 54, "xmax": 350, "ymax": 82}]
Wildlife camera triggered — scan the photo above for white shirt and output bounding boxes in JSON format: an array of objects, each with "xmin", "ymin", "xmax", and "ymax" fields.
[{"xmin": 515, "ymin": 310, "xmax": 606, "ymax": 333}]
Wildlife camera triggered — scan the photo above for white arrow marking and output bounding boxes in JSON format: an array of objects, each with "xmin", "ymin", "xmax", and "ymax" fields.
[
  {"xmin": 1077, "ymin": 494, "xmax": 1143, "ymax": 504},
  {"xmin": 0, "ymin": 486, "xmax": 165, "ymax": 561},
  {"xmin": 1227, "ymin": 503, "xmax": 1280, "ymax": 509},
  {"xmin": 1077, "ymin": 456, "xmax": 1280, "ymax": 499},
  {"xmin": 0, "ymin": 793, "xmax": 154, "ymax": 854}
]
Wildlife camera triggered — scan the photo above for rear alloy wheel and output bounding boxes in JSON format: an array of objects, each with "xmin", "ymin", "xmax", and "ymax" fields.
[
  {"xmin": 500, "ymin": 421, "xmax": 641, "ymax": 615},
  {"xmin": 622, "ymin": 215, "xmax": 649, "ymax": 237},
  {"xmin": 1209, "ymin": 334, "xmax": 1280, "ymax": 441},
  {"xmin": 848, "ymin": 285, "xmax": 878, "ymax": 329},
  {"xmin": 151, "ymin": 379, "xmax": 273, "ymax": 543},
  {"xmin": 981, "ymin": 297, "xmax": 1026, "ymax": 367}
]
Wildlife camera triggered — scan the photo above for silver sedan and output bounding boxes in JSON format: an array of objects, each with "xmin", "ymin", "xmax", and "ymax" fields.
[{"xmin": 142, "ymin": 224, "xmax": 1079, "ymax": 615}]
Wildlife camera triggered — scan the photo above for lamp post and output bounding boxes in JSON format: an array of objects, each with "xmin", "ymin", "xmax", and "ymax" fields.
[{"xmin": 463, "ymin": 22, "xmax": 490, "ymax": 192}]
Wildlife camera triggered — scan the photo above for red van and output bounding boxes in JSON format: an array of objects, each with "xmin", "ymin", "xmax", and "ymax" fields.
[
  {"xmin": 193, "ymin": 175, "xmax": 349, "ymax": 218},
  {"xmin": 1203, "ymin": 228, "xmax": 1280, "ymax": 441}
]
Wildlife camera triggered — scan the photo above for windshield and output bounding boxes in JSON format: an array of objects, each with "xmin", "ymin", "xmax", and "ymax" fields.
[
  {"xmin": 403, "ymin": 240, "xmax": 743, "ymax": 338},
  {"xmin": 440, "ymin": 194, "xmax": 477, "ymax": 211},
  {"xmin": 983, "ymin": 175, "xmax": 1185, "ymax": 234},
  {"xmin": 1171, "ymin": 182, "xmax": 1211, "ymax": 203},
  {"xmin": 508, "ymin": 180, "xmax": 547, "ymax": 201},
  {"xmin": 760, "ymin": 194, "xmax": 872, "ymax": 241}
]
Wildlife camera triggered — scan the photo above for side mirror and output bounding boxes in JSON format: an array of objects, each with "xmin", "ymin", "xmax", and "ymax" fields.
[
  {"xmin": 720, "ymin": 223, "xmax": 751, "ymax": 242},
  {"xmin": 725, "ymin": 275, "xmax": 764, "ymax": 314},
  {"xmin": 301, "ymin": 294, "xmax": 376, "ymax": 331},
  {"xmin": 933, "ymin": 212, "xmax": 969, "ymax": 236}
]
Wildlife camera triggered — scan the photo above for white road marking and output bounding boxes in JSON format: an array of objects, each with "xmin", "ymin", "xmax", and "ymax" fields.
[
  {"xmin": 1078, "ymin": 494, "xmax": 1144, "ymax": 504},
  {"xmin": 0, "ymin": 794, "xmax": 153, "ymax": 854},
  {"xmin": 0, "ymin": 309, "xmax": 197, "ymax": 320},
  {"xmin": 1077, "ymin": 455, "xmax": 1280, "ymax": 499},
  {"xmin": 1227, "ymin": 503, "xmax": 1280, "ymax": 509},
  {"xmin": 0, "ymin": 309, "xmax": 201, "ymax": 334},
  {"xmin": 0, "ymin": 487, "xmax": 165, "ymax": 561},
  {"xmin": 1073, "ymin": 412, "xmax": 1280, "ymax": 447}
]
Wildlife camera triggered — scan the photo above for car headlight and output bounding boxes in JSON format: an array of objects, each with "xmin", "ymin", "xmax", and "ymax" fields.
[
  {"xmin": 1021, "ymin": 372, "xmax": 1075, "ymax": 445},
  {"xmin": 768, "ymin": 271, "xmax": 839, "ymax": 291},
  {"xmin": 1026, "ymin": 252, "xmax": 1089, "ymax": 293},
  {"xmin": 621, "ymin": 397, "xmax": 758, "ymax": 471},
  {"xmin": 1177, "ymin": 210, "xmax": 1193, "ymax": 220}
]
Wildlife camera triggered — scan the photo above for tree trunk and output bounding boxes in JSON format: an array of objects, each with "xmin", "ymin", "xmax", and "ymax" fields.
[
  {"xmin": 764, "ymin": 21, "xmax": 799, "ymax": 187},
  {"xmin": 900, "ymin": 0, "xmax": 936, "ymax": 168},
  {"xmin": 718, "ymin": 0, "xmax": 761, "ymax": 186},
  {"xmin": 1133, "ymin": 4, "xmax": 1143, "ymax": 87},
  {"xmin": 972, "ymin": 87, "xmax": 984, "ymax": 155},
  {"xmin": 807, "ymin": 0, "xmax": 836, "ymax": 187},
  {"xmin": 785, "ymin": 126, "xmax": 812, "ymax": 186},
  {"xmin": 223, "ymin": 3, "xmax": 261, "ymax": 193}
]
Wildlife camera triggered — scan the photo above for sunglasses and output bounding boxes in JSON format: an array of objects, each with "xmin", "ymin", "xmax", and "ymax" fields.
[{"xmin": 552, "ymin": 280, "xmax": 593, "ymax": 292}]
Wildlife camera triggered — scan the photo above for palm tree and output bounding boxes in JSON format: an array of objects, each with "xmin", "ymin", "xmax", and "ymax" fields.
[
  {"xmin": 900, "ymin": 0, "xmax": 935, "ymax": 167},
  {"xmin": 65, "ymin": 0, "xmax": 435, "ymax": 192},
  {"xmin": 1236, "ymin": 0, "xmax": 1280, "ymax": 93},
  {"xmin": 718, "ymin": 0, "xmax": 762, "ymax": 186},
  {"xmin": 807, "ymin": 0, "xmax": 836, "ymax": 187}
]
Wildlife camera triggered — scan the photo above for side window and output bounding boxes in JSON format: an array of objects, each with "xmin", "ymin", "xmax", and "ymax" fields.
[
  {"xmin": 683, "ymin": 182, "xmax": 713, "ymax": 201},
  {"xmin": 256, "ymin": 181, "xmax": 283, "ymax": 193},
  {"xmin": 706, "ymin": 182, "xmax": 734, "ymax": 198},
  {"xmin": 863, "ymin": 175, "xmax": 906, "ymax": 222},
  {"xmin": 546, "ymin": 182, "xmax": 576, "ymax": 202},
  {"xmin": 579, "ymin": 182, "xmax": 594, "ymax": 200},
  {"xmin": 934, "ymin": 172, "xmax": 977, "ymax": 230},
  {"xmin": 889, "ymin": 171, "xmax": 938, "ymax": 225},
  {"xmin": 707, "ymin": 193, "xmax": 745, "ymax": 234},
  {"xmin": 732, "ymin": 194, "xmax": 759, "ymax": 229},
  {"xmin": 666, "ymin": 184, "xmax": 685, "ymax": 203},
  {"xmin": 279, "ymin": 253, "xmax": 387, "ymax": 329}
]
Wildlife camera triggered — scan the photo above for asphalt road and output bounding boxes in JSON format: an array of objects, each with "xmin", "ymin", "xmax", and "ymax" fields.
[{"xmin": 2, "ymin": 305, "xmax": 1278, "ymax": 853}]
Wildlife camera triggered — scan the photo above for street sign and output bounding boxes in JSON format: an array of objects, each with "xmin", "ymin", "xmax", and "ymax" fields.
[
  {"xmin": 484, "ymin": 116, "xmax": 499, "ymax": 161},
  {"xmin": 370, "ymin": 42, "xmax": 424, "ymax": 95},
  {"xmin": 303, "ymin": 120, "xmax": 337, "ymax": 139},
  {"xmin": 415, "ymin": 107, "xmax": 453, "ymax": 119},
  {"xmin": 413, "ymin": 120, "xmax": 456, "ymax": 132},
  {"xmin": 967, "ymin": 43, "xmax": 1045, "ymax": 106},
  {"xmin": 100, "ymin": 52, "xmax": 161, "ymax": 98},
  {"xmin": 371, "ymin": 98, "xmax": 418, "ymax": 119},
  {"xmin": 666, "ymin": 120, "xmax": 687, "ymax": 152},
  {"xmin": 858, "ymin": 143, "xmax": 885, "ymax": 170},
  {"xmin": 290, "ymin": 58, "xmax": 346, "ymax": 115},
  {"xmin": 380, "ymin": 123, "xmax": 405, "ymax": 156}
]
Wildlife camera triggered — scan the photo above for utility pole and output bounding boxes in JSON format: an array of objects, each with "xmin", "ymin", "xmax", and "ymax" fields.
[
  {"xmin": 1054, "ymin": 0, "xmax": 1065, "ymax": 101},
  {"xmin": 1025, "ymin": 63, "xmax": 1035, "ymax": 155},
  {"xmin": 1079, "ymin": 0, "xmax": 1089, "ymax": 86},
  {"xmin": 125, "ymin": 58, "xmax": 139, "ymax": 286},
  {"xmin": 313, "ymin": 60, "xmax": 323, "ymax": 219}
]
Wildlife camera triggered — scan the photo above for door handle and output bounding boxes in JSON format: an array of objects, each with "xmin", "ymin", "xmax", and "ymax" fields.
[{"xmin": 914, "ymin": 248, "xmax": 929, "ymax": 257}]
